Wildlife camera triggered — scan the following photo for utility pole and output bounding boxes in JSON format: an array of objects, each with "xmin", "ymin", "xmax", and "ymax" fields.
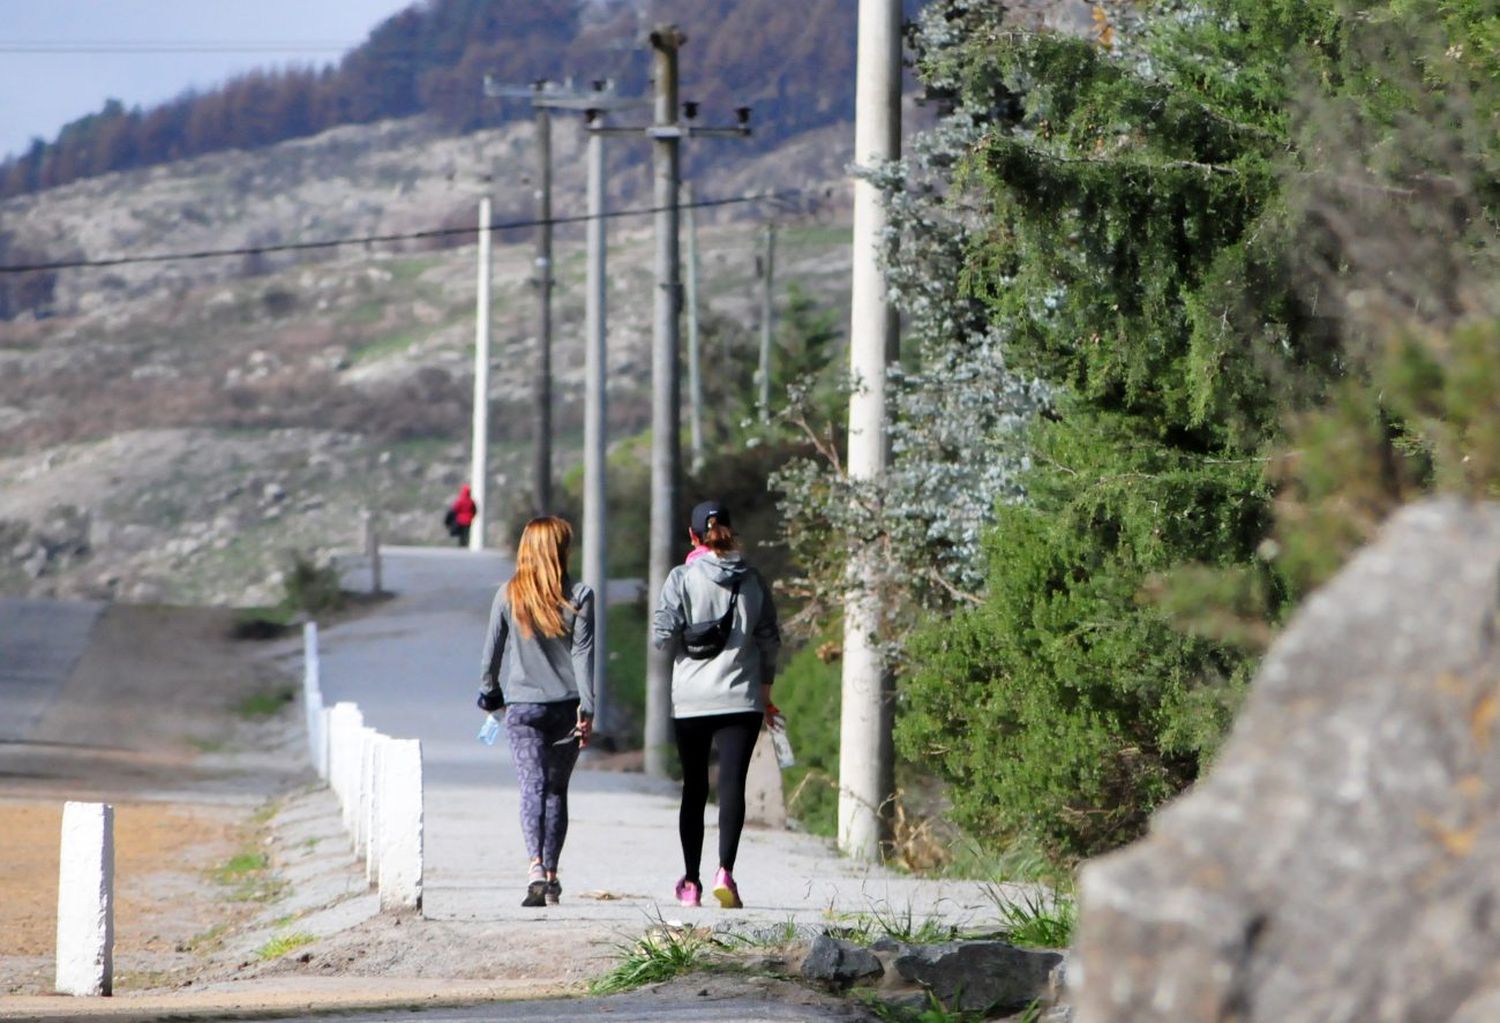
[
  {"xmin": 469, "ymin": 195, "xmax": 492, "ymax": 553},
  {"xmin": 586, "ymin": 27, "xmax": 752, "ymax": 777},
  {"xmin": 683, "ymin": 181, "xmax": 704, "ymax": 474},
  {"xmin": 482, "ymin": 76, "xmax": 586, "ymax": 517},
  {"xmin": 756, "ymin": 221, "xmax": 776, "ymax": 422},
  {"xmin": 582, "ymin": 120, "xmax": 608, "ymax": 731},
  {"xmin": 496, "ymin": 77, "xmax": 648, "ymax": 738},
  {"xmin": 577, "ymin": 84, "xmax": 647, "ymax": 738},
  {"xmin": 643, "ymin": 25, "xmax": 685, "ymax": 778},
  {"xmin": 839, "ymin": 0, "xmax": 902, "ymax": 861},
  {"xmin": 532, "ymin": 97, "xmax": 554, "ymax": 515}
]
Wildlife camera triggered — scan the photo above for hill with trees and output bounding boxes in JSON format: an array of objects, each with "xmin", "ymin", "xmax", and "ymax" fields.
[{"xmin": 0, "ymin": 0, "xmax": 918, "ymax": 199}]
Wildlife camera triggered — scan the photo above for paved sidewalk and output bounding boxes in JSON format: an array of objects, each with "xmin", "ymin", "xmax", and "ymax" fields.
[{"xmin": 323, "ymin": 547, "xmax": 992, "ymax": 927}]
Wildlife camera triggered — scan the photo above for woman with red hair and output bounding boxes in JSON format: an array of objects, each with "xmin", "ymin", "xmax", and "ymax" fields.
[{"xmin": 477, "ymin": 515, "xmax": 594, "ymax": 907}]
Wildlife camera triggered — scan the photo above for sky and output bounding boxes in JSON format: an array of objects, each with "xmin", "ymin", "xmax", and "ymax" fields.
[{"xmin": 0, "ymin": 0, "xmax": 417, "ymax": 160}]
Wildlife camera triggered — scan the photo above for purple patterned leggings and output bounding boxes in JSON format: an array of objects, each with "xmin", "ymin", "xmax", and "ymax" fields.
[{"xmin": 504, "ymin": 701, "xmax": 582, "ymax": 871}]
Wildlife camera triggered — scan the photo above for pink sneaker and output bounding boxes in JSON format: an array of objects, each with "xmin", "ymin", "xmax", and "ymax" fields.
[
  {"xmin": 675, "ymin": 877, "xmax": 702, "ymax": 908},
  {"xmin": 712, "ymin": 867, "xmax": 742, "ymax": 909}
]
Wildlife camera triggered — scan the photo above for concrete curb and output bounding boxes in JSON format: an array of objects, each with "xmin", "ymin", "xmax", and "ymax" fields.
[{"xmin": 0, "ymin": 978, "xmax": 570, "ymax": 1022}]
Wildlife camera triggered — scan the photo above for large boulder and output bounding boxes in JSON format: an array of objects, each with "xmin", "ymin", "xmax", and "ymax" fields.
[{"xmin": 1074, "ymin": 499, "xmax": 1500, "ymax": 1022}]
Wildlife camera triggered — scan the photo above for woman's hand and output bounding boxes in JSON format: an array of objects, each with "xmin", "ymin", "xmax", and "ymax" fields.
[
  {"xmin": 762, "ymin": 684, "xmax": 779, "ymax": 728},
  {"xmin": 576, "ymin": 711, "xmax": 593, "ymax": 750}
]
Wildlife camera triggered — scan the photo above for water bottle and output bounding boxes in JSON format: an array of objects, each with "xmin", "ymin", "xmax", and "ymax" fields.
[
  {"xmin": 769, "ymin": 712, "xmax": 795, "ymax": 769},
  {"xmin": 477, "ymin": 713, "xmax": 501, "ymax": 746}
]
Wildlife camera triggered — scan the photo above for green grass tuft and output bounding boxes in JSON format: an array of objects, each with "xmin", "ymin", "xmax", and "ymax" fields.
[
  {"xmin": 829, "ymin": 900, "xmax": 963, "ymax": 947},
  {"xmin": 990, "ymin": 887, "xmax": 1076, "ymax": 949},
  {"xmin": 589, "ymin": 926, "xmax": 718, "ymax": 995},
  {"xmin": 255, "ymin": 931, "xmax": 316, "ymax": 960},
  {"xmin": 237, "ymin": 686, "xmax": 296, "ymax": 719}
]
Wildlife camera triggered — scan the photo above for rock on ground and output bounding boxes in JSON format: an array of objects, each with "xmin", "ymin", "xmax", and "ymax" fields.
[{"xmin": 1074, "ymin": 499, "xmax": 1500, "ymax": 1023}]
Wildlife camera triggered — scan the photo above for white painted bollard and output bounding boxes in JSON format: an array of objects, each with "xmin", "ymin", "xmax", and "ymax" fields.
[
  {"xmin": 356, "ymin": 727, "xmax": 380, "ymax": 858},
  {"xmin": 377, "ymin": 739, "xmax": 423, "ymax": 910},
  {"xmin": 302, "ymin": 621, "xmax": 321, "ymax": 768},
  {"xmin": 366, "ymin": 735, "xmax": 391, "ymax": 885},
  {"xmin": 328, "ymin": 703, "xmax": 363, "ymax": 831},
  {"xmin": 311, "ymin": 701, "xmax": 329, "ymax": 780},
  {"xmin": 55, "ymin": 802, "xmax": 113, "ymax": 997}
]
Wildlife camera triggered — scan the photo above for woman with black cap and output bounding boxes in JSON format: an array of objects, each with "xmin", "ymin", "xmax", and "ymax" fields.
[{"xmin": 652, "ymin": 499, "xmax": 781, "ymax": 908}]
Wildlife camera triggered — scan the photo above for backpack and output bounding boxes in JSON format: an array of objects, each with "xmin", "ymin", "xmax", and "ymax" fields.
[{"xmin": 681, "ymin": 578, "xmax": 743, "ymax": 660}]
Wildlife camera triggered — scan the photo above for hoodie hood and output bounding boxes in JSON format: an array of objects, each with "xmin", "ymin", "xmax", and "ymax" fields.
[{"xmin": 690, "ymin": 550, "xmax": 749, "ymax": 586}]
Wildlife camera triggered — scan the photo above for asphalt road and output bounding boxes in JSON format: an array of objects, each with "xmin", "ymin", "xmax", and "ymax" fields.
[
  {"xmin": 236, "ymin": 990, "xmax": 869, "ymax": 1023},
  {"xmin": 0, "ymin": 597, "xmax": 103, "ymax": 744},
  {"xmin": 316, "ymin": 546, "xmax": 992, "ymax": 929}
]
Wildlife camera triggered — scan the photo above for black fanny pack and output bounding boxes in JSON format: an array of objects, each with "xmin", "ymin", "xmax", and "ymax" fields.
[{"xmin": 681, "ymin": 578, "xmax": 742, "ymax": 660}]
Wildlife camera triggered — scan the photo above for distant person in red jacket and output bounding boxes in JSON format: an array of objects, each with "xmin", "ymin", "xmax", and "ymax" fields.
[{"xmin": 445, "ymin": 484, "xmax": 478, "ymax": 547}]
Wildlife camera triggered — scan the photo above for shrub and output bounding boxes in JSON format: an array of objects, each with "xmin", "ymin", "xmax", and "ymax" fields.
[
  {"xmin": 775, "ymin": 638, "xmax": 842, "ymax": 836},
  {"xmin": 281, "ymin": 551, "xmax": 344, "ymax": 615}
]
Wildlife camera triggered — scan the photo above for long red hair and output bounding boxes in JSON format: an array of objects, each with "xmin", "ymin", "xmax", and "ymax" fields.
[{"xmin": 506, "ymin": 516, "xmax": 576, "ymax": 639}]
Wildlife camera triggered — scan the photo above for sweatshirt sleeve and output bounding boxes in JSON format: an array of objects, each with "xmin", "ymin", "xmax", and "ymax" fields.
[
  {"xmin": 479, "ymin": 587, "xmax": 509, "ymax": 699},
  {"xmin": 651, "ymin": 566, "xmax": 687, "ymax": 650},
  {"xmin": 571, "ymin": 585, "xmax": 596, "ymax": 717},
  {"xmin": 752, "ymin": 570, "xmax": 781, "ymax": 686}
]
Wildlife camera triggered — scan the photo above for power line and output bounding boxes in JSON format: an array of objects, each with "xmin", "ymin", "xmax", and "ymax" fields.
[{"xmin": 0, "ymin": 190, "xmax": 811, "ymax": 275}]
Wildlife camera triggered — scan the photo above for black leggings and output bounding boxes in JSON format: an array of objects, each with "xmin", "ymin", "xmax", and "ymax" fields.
[{"xmin": 673, "ymin": 712, "xmax": 763, "ymax": 883}]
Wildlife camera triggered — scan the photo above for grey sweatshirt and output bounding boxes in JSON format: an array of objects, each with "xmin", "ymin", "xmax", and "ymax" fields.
[
  {"xmin": 479, "ymin": 580, "xmax": 595, "ymax": 715},
  {"xmin": 652, "ymin": 551, "xmax": 780, "ymax": 719}
]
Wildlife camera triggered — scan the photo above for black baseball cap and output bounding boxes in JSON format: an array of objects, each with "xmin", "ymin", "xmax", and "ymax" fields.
[{"xmin": 691, "ymin": 500, "xmax": 731, "ymax": 537}]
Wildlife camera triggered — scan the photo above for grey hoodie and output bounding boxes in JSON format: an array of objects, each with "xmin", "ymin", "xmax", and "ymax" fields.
[
  {"xmin": 479, "ymin": 580, "xmax": 595, "ymax": 715},
  {"xmin": 652, "ymin": 551, "xmax": 780, "ymax": 719}
]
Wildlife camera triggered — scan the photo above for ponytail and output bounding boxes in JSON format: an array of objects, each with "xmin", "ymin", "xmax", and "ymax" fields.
[{"xmin": 702, "ymin": 519, "xmax": 737, "ymax": 553}]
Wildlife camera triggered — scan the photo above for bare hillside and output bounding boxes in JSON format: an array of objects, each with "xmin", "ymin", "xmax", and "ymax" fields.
[{"xmin": 0, "ymin": 113, "xmax": 854, "ymax": 604}]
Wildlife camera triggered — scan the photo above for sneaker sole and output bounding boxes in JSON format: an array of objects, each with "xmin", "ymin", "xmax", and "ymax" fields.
[{"xmin": 712, "ymin": 884, "xmax": 742, "ymax": 909}]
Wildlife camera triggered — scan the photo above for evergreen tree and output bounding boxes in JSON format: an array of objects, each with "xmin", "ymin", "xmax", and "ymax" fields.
[{"xmin": 896, "ymin": 0, "xmax": 1496, "ymax": 862}]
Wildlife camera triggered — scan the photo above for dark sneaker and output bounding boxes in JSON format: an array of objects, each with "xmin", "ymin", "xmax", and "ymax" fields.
[
  {"xmin": 545, "ymin": 879, "xmax": 562, "ymax": 906},
  {"xmin": 522, "ymin": 880, "xmax": 548, "ymax": 907}
]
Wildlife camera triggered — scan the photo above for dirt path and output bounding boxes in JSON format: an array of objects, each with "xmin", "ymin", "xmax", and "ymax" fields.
[{"xmin": 0, "ymin": 602, "xmax": 310, "ymax": 997}]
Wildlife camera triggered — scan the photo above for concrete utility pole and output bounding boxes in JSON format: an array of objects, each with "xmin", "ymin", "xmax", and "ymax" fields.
[
  {"xmin": 501, "ymin": 78, "xmax": 648, "ymax": 739},
  {"xmin": 643, "ymin": 25, "xmax": 685, "ymax": 778},
  {"xmin": 483, "ymin": 77, "xmax": 590, "ymax": 517},
  {"xmin": 602, "ymin": 28, "xmax": 752, "ymax": 777},
  {"xmin": 469, "ymin": 195, "xmax": 492, "ymax": 553},
  {"xmin": 532, "ymin": 98, "xmax": 554, "ymax": 515},
  {"xmin": 756, "ymin": 221, "xmax": 777, "ymax": 422},
  {"xmin": 683, "ymin": 181, "xmax": 704, "ymax": 474},
  {"xmin": 582, "ymin": 124, "xmax": 609, "ymax": 730},
  {"xmin": 584, "ymin": 30, "xmax": 751, "ymax": 776},
  {"xmin": 839, "ymin": 0, "xmax": 902, "ymax": 861}
]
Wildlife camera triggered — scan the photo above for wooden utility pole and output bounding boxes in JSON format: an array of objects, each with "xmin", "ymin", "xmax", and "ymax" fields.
[
  {"xmin": 839, "ymin": 0, "xmax": 902, "ymax": 861},
  {"xmin": 756, "ymin": 221, "xmax": 776, "ymax": 422},
  {"xmin": 643, "ymin": 25, "xmax": 685, "ymax": 778},
  {"xmin": 683, "ymin": 181, "xmax": 704, "ymax": 473}
]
